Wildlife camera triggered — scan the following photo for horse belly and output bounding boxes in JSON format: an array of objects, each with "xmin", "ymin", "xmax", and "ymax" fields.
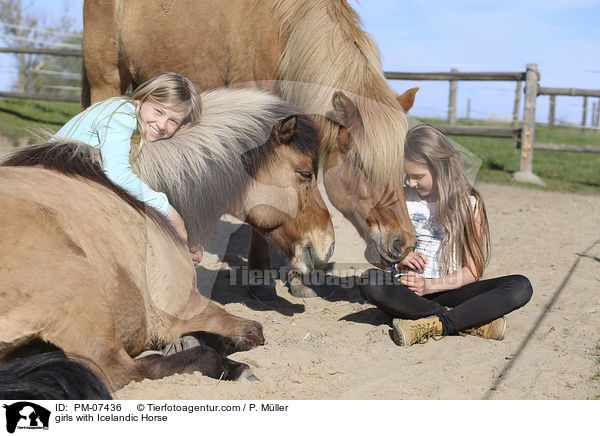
[{"xmin": 114, "ymin": 0, "xmax": 282, "ymax": 91}]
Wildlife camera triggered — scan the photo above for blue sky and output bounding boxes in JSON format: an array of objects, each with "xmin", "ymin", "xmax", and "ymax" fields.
[{"xmin": 2, "ymin": 0, "xmax": 599, "ymax": 124}]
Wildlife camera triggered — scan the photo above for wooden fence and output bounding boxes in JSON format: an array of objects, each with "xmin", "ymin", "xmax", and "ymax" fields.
[
  {"xmin": 1, "ymin": 47, "xmax": 599, "ymax": 184},
  {"xmin": 385, "ymin": 64, "xmax": 600, "ymax": 185}
]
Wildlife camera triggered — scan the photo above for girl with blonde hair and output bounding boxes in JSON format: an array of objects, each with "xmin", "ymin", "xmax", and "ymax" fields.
[
  {"xmin": 359, "ymin": 124, "xmax": 532, "ymax": 346},
  {"xmin": 55, "ymin": 72, "xmax": 203, "ymax": 262}
]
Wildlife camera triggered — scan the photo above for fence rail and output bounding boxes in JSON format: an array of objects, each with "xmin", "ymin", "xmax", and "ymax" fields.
[
  {"xmin": 385, "ymin": 71, "xmax": 526, "ymax": 81},
  {"xmin": 538, "ymin": 87, "xmax": 600, "ymax": 97}
]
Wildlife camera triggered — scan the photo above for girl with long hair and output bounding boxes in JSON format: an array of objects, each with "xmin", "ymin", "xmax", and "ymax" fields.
[{"xmin": 359, "ymin": 124, "xmax": 532, "ymax": 346}]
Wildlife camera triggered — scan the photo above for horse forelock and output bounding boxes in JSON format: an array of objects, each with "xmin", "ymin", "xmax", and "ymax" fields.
[
  {"xmin": 273, "ymin": 0, "xmax": 407, "ymax": 186},
  {"xmin": 132, "ymin": 87, "xmax": 319, "ymax": 242}
]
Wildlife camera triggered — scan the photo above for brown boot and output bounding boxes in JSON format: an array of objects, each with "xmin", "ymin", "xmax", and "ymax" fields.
[
  {"xmin": 462, "ymin": 316, "xmax": 507, "ymax": 340},
  {"xmin": 392, "ymin": 316, "xmax": 444, "ymax": 346}
]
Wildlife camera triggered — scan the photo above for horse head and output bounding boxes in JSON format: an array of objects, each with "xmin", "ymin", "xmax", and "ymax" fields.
[
  {"xmin": 323, "ymin": 90, "xmax": 417, "ymax": 268},
  {"xmin": 241, "ymin": 114, "xmax": 334, "ymax": 275}
]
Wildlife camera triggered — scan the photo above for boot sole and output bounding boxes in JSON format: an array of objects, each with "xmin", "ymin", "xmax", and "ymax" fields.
[{"xmin": 392, "ymin": 318, "xmax": 407, "ymax": 346}]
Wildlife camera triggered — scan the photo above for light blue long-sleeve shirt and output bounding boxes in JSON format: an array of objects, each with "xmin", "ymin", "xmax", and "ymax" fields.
[{"xmin": 55, "ymin": 97, "xmax": 170, "ymax": 215}]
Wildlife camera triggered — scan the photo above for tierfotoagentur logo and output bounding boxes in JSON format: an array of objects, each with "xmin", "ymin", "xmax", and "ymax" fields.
[{"xmin": 3, "ymin": 402, "xmax": 50, "ymax": 434}]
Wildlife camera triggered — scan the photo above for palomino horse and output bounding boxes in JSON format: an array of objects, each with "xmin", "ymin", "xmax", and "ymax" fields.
[
  {"xmin": 0, "ymin": 88, "xmax": 332, "ymax": 391},
  {"xmin": 82, "ymin": 0, "xmax": 418, "ymax": 297}
]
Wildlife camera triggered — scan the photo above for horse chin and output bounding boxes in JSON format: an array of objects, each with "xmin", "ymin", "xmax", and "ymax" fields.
[{"xmin": 364, "ymin": 237, "xmax": 395, "ymax": 269}]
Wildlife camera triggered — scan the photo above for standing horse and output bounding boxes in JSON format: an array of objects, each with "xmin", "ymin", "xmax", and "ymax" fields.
[
  {"xmin": 0, "ymin": 88, "xmax": 332, "ymax": 391},
  {"xmin": 82, "ymin": 0, "xmax": 417, "ymax": 297}
]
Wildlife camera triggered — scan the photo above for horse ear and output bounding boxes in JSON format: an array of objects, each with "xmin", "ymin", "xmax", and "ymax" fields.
[
  {"xmin": 329, "ymin": 91, "xmax": 361, "ymax": 129},
  {"xmin": 397, "ymin": 87, "xmax": 419, "ymax": 112},
  {"xmin": 275, "ymin": 115, "xmax": 297, "ymax": 144}
]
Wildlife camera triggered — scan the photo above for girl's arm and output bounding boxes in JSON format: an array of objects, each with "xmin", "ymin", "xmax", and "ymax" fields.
[{"xmin": 97, "ymin": 111, "xmax": 171, "ymax": 216}]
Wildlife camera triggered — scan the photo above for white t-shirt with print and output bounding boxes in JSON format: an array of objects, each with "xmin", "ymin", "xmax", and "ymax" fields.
[{"xmin": 402, "ymin": 187, "xmax": 477, "ymax": 279}]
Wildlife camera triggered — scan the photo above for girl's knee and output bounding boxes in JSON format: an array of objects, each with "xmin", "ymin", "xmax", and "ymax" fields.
[{"xmin": 507, "ymin": 274, "xmax": 533, "ymax": 308}]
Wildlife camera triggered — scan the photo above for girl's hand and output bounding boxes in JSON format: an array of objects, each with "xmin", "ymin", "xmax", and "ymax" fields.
[
  {"xmin": 190, "ymin": 244, "xmax": 204, "ymax": 266},
  {"xmin": 398, "ymin": 252, "xmax": 427, "ymax": 272},
  {"xmin": 399, "ymin": 271, "xmax": 428, "ymax": 296},
  {"xmin": 166, "ymin": 205, "xmax": 188, "ymax": 243}
]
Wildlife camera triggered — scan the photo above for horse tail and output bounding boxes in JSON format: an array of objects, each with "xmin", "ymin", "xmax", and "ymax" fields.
[
  {"xmin": 0, "ymin": 352, "xmax": 112, "ymax": 400},
  {"xmin": 81, "ymin": 63, "xmax": 91, "ymax": 109}
]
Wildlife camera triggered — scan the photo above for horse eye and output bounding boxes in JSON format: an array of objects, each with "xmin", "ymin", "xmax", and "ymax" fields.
[{"xmin": 297, "ymin": 171, "xmax": 313, "ymax": 180}]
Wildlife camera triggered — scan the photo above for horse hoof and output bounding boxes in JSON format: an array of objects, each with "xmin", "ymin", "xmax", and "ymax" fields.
[
  {"xmin": 289, "ymin": 281, "xmax": 320, "ymax": 298},
  {"xmin": 248, "ymin": 284, "xmax": 277, "ymax": 301},
  {"xmin": 241, "ymin": 368, "xmax": 260, "ymax": 382},
  {"xmin": 162, "ymin": 336, "xmax": 201, "ymax": 356}
]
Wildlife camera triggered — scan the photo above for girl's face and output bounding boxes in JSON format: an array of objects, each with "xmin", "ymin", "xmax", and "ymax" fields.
[
  {"xmin": 136, "ymin": 101, "xmax": 186, "ymax": 142},
  {"xmin": 404, "ymin": 159, "xmax": 437, "ymax": 201}
]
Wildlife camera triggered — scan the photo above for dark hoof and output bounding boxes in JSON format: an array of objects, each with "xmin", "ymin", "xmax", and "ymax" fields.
[
  {"xmin": 249, "ymin": 284, "xmax": 278, "ymax": 301},
  {"xmin": 288, "ymin": 277, "xmax": 320, "ymax": 298},
  {"xmin": 241, "ymin": 368, "xmax": 260, "ymax": 382}
]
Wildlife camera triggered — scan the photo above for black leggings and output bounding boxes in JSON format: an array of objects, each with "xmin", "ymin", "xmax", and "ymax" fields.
[{"xmin": 359, "ymin": 269, "xmax": 533, "ymax": 335}]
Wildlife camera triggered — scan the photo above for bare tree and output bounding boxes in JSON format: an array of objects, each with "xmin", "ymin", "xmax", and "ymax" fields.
[{"xmin": 0, "ymin": 0, "xmax": 81, "ymax": 94}]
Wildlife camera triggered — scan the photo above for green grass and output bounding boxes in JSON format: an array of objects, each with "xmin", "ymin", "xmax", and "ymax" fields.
[
  {"xmin": 0, "ymin": 98, "xmax": 80, "ymax": 146},
  {"xmin": 1, "ymin": 99, "xmax": 599, "ymax": 195},
  {"xmin": 419, "ymin": 117, "xmax": 600, "ymax": 196}
]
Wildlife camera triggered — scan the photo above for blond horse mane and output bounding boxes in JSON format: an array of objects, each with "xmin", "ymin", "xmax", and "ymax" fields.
[{"xmin": 273, "ymin": 0, "xmax": 407, "ymax": 186}]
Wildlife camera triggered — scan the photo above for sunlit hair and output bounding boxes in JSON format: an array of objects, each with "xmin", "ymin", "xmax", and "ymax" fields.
[
  {"xmin": 404, "ymin": 124, "xmax": 490, "ymax": 278},
  {"xmin": 130, "ymin": 72, "xmax": 202, "ymax": 161}
]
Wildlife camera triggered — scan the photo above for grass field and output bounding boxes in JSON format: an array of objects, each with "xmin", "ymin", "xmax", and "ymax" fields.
[{"xmin": 1, "ymin": 98, "xmax": 599, "ymax": 195}]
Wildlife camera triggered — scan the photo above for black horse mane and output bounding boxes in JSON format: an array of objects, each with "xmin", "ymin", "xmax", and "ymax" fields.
[{"xmin": 2, "ymin": 142, "xmax": 182, "ymax": 243}]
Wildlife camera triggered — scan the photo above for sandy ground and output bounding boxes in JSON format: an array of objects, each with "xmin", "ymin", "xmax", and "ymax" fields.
[{"xmin": 2, "ymin": 137, "xmax": 599, "ymax": 400}]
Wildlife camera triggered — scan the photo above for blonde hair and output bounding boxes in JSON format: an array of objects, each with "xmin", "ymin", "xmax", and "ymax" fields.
[
  {"xmin": 404, "ymin": 124, "xmax": 490, "ymax": 278},
  {"xmin": 130, "ymin": 72, "xmax": 202, "ymax": 161}
]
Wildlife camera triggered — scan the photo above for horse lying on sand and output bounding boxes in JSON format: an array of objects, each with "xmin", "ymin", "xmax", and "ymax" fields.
[
  {"xmin": 0, "ymin": 88, "xmax": 332, "ymax": 392},
  {"xmin": 82, "ymin": 0, "xmax": 418, "ymax": 298}
]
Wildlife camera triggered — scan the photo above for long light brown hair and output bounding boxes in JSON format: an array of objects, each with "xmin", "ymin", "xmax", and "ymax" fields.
[
  {"xmin": 404, "ymin": 124, "xmax": 490, "ymax": 278},
  {"xmin": 130, "ymin": 72, "xmax": 202, "ymax": 162}
]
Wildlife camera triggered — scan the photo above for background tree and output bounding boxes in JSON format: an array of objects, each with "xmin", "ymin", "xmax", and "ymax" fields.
[{"xmin": 0, "ymin": 0, "xmax": 81, "ymax": 95}]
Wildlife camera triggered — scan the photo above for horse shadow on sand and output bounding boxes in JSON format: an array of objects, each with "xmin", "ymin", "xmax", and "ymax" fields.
[{"xmin": 196, "ymin": 220, "xmax": 383, "ymax": 320}]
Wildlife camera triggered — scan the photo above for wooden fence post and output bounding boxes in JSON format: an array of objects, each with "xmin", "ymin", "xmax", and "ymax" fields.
[
  {"xmin": 582, "ymin": 96, "xmax": 588, "ymax": 130},
  {"xmin": 548, "ymin": 95, "xmax": 555, "ymax": 128},
  {"xmin": 448, "ymin": 68, "xmax": 457, "ymax": 124},
  {"xmin": 592, "ymin": 102, "xmax": 597, "ymax": 128},
  {"xmin": 466, "ymin": 98, "xmax": 471, "ymax": 120},
  {"xmin": 513, "ymin": 63, "xmax": 545, "ymax": 186},
  {"xmin": 596, "ymin": 99, "xmax": 600, "ymax": 127},
  {"xmin": 513, "ymin": 81, "xmax": 522, "ymax": 127}
]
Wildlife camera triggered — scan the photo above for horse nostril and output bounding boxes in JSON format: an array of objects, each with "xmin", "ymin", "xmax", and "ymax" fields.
[
  {"xmin": 326, "ymin": 242, "xmax": 335, "ymax": 260},
  {"xmin": 392, "ymin": 237, "xmax": 404, "ymax": 255},
  {"xmin": 303, "ymin": 243, "xmax": 315, "ymax": 270}
]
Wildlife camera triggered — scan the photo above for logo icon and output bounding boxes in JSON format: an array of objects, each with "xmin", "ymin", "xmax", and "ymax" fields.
[{"xmin": 3, "ymin": 402, "xmax": 51, "ymax": 434}]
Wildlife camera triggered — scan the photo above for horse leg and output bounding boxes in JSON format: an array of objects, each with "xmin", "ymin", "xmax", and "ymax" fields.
[
  {"xmin": 170, "ymin": 292, "xmax": 264, "ymax": 354},
  {"xmin": 247, "ymin": 229, "xmax": 278, "ymax": 301},
  {"xmin": 82, "ymin": 0, "xmax": 132, "ymax": 104},
  {"xmin": 133, "ymin": 346, "xmax": 256, "ymax": 382}
]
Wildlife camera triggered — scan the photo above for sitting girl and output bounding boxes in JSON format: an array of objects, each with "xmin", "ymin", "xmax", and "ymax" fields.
[{"xmin": 359, "ymin": 124, "xmax": 532, "ymax": 346}]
